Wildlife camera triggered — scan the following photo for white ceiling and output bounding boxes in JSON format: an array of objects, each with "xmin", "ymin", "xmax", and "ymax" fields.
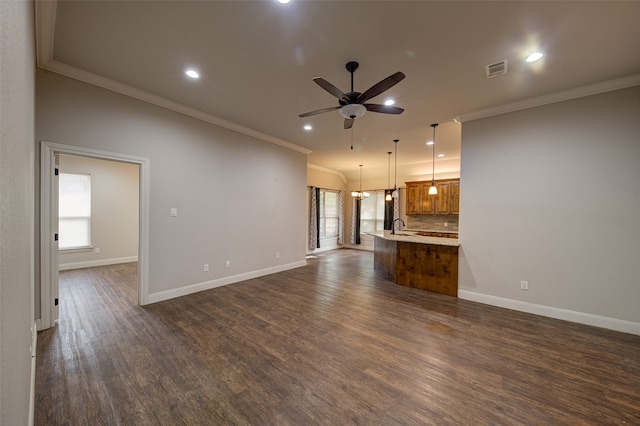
[{"xmin": 38, "ymin": 1, "xmax": 640, "ymax": 182}]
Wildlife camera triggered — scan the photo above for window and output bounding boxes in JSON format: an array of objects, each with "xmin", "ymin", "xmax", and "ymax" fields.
[
  {"xmin": 360, "ymin": 190, "xmax": 385, "ymax": 233},
  {"xmin": 319, "ymin": 190, "xmax": 339, "ymax": 238},
  {"xmin": 59, "ymin": 173, "xmax": 91, "ymax": 250}
]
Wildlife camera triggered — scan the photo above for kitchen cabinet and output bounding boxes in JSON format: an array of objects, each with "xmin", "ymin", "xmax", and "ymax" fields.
[
  {"xmin": 406, "ymin": 183, "xmax": 421, "ymax": 215},
  {"xmin": 450, "ymin": 181, "xmax": 460, "ymax": 214},
  {"xmin": 405, "ymin": 179, "xmax": 459, "ymax": 215}
]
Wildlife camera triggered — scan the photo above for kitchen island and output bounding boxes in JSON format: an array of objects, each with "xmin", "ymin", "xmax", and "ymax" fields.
[{"xmin": 369, "ymin": 230, "xmax": 459, "ymax": 297}]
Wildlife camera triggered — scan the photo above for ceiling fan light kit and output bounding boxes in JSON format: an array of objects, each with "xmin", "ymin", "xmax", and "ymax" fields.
[
  {"xmin": 299, "ymin": 61, "xmax": 405, "ymax": 130},
  {"xmin": 339, "ymin": 104, "xmax": 366, "ymax": 119}
]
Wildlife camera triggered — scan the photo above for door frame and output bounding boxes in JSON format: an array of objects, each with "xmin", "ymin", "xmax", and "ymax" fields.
[{"xmin": 40, "ymin": 141, "xmax": 151, "ymax": 330}]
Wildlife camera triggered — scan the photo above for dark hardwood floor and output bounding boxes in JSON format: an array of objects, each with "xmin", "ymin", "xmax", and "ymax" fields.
[{"xmin": 36, "ymin": 250, "xmax": 640, "ymax": 425}]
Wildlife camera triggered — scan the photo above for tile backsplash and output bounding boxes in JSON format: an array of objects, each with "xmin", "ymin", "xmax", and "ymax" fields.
[{"xmin": 406, "ymin": 214, "xmax": 459, "ymax": 232}]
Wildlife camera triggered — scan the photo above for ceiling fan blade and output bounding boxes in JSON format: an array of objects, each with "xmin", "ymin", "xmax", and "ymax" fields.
[
  {"xmin": 356, "ymin": 72, "xmax": 406, "ymax": 103},
  {"xmin": 363, "ymin": 104, "xmax": 405, "ymax": 114},
  {"xmin": 344, "ymin": 117, "xmax": 354, "ymax": 129},
  {"xmin": 313, "ymin": 77, "xmax": 348, "ymax": 101},
  {"xmin": 298, "ymin": 106, "xmax": 340, "ymax": 118}
]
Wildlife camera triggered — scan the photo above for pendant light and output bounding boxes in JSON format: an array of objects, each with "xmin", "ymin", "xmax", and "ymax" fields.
[
  {"xmin": 392, "ymin": 139, "xmax": 399, "ymax": 198},
  {"xmin": 351, "ymin": 164, "xmax": 370, "ymax": 199},
  {"xmin": 428, "ymin": 124, "xmax": 438, "ymax": 195},
  {"xmin": 385, "ymin": 151, "xmax": 392, "ymax": 201}
]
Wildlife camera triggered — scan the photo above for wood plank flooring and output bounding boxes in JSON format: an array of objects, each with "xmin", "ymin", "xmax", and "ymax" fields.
[{"xmin": 35, "ymin": 250, "xmax": 640, "ymax": 425}]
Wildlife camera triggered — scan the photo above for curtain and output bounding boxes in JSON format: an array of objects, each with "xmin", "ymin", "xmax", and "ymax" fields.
[
  {"xmin": 350, "ymin": 196, "xmax": 361, "ymax": 245},
  {"xmin": 315, "ymin": 187, "xmax": 321, "ymax": 248},
  {"xmin": 384, "ymin": 189, "xmax": 393, "ymax": 230},
  {"xmin": 308, "ymin": 187, "xmax": 318, "ymax": 250},
  {"xmin": 393, "ymin": 189, "xmax": 400, "ymax": 232},
  {"xmin": 337, "ymin": 190, "xmax": 345, "ymax": 245}
]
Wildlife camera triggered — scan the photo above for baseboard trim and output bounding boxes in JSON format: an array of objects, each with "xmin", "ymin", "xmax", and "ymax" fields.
[
  {"xmin": 29, "ymin": 321, "xmax": 37, "ymax": 426},
  {"xmin": 307, "ymin": 245, "xmax": 342, "ymax": 254},
  {"xmin": 59, "ymin": 256, "xmax": 138, "ymax": 271},
  {"xmin": 146, "ymin": 260, "xmax": 308, "ymax": 304},
  {"xmin": 343, "ymin": 244, "xmax": 374, "ymax": 251},
  {"xmin": 458, "ymin": 290, "xmax": 640, "ymax": 336}
]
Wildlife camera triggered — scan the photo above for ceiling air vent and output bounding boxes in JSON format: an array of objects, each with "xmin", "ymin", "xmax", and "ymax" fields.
[{"xmin": 485, "ymin": 59, "xmax": 508, "ymax": 79}]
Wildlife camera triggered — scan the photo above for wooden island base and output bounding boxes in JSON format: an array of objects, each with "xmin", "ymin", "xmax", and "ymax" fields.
[{"xmin": 373, "ymin": 235, "xmax": 458, "ymax": 297}]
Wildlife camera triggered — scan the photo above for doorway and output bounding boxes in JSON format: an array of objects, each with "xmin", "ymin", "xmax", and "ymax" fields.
[{"xmin": 40, "ymin": 141, "xmax": 150, "ymax": 330}]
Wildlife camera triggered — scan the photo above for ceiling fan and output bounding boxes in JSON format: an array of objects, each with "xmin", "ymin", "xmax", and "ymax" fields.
[{"xmin": 299, "ymin": 61, "xmax": 405, "ymax": 129}]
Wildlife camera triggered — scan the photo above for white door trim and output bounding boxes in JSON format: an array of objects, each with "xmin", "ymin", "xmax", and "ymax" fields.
[{"xmin": 40, "ymin": 141, "xmax": 151, "ymax": 330}]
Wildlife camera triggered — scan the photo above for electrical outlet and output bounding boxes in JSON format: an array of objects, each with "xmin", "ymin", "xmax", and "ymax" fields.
[
  {"xmin": 520, "ymin": 280, "xmax": 529, "ymax": 291},
  {"xmin": 94, "ymin": 247, "xmax": 100, "ymax": 254},
  {"xmin": 203, "ymin": 264, "xmax": 209, "ymax": 272},
  {"xmin": 276, "ymin": 252, "xmax": 280, "ymax": 259},
  {"xmin": 444, "ymin": 222, "xmax": 448, "ymax": 227},
  {"xmin": 225, "ymin": 260, "xmax": 231, "ymax": 268}
]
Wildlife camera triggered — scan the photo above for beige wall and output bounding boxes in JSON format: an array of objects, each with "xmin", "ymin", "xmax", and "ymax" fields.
[
  {"xmin": 36, "ymin": 70, "xmax": 307, "ymax": 305},
  {"xmin": 58, "ymin": 155, "xmax": 139, "ymax": 269},
  {"xmin": 307, "ymin": 165, "xmax": 346, "ymax": 191},
  {"xmin": 459, "ymin": 86, "xmax": 640, "ymax": 332},
  {"xmin": 0, "ymin": 0, "xmax": 36, "ymax": 423}
]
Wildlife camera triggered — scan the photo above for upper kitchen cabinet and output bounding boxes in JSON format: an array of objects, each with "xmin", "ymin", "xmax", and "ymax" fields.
[
  {"xmin": 406, "ymin": 179, "xmax": 460, "ymax": 215},
  {"xmin": 449, "ymin": 180, "xmax": 460, "ymax": 214},
  {"xmin": 406, "ymin": 182, "xmax": 421, "ymax": 215}
]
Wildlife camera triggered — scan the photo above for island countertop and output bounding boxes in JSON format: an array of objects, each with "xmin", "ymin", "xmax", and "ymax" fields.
[
  {"xmin": 370, "ymin": 230, "xmax": 459, "ymax": 296},
  {"xmin": 367, "ymin": 230, "xmax": 460, "ymax": 247}
]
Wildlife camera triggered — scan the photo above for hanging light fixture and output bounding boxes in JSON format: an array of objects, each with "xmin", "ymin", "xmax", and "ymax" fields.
[
  {"xmin": 351, "ymin": 164, "xmax": 370, "ymax": 199},
  {"xmin": 385, "ymin": 151, "xmax": 392, "ymax": 201},
  {"xmin": 392, "ymin": 139, "xmax": 399, "ymax": 198},
  {"xmin": 428, "ymin": 123, "xmax": 438, "ymax": 195}
]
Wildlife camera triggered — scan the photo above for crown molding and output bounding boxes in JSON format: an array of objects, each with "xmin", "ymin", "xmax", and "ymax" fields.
[
  {"xmin": 456, "ymin": 73, "xmax": 640, "ymax": 123},
  {"xmin": 35, "ymin": 0, "xmax": 57, "ymax": 68},
  {"xmin": 307, "ymin": 163, "xmax": 347, "ymax": 183}
]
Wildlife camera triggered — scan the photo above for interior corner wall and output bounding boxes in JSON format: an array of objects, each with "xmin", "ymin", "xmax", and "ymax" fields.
[
  {"xmin": 35, "ymin": 70, "xmax": 307, "ymax": 304},
  {"xmin": 458, "ymin": 85, "xmax": 640, "ymax": 330},
  {"xmin": 58, "ymin": 155, "xmax": 139, "ymax": 269},
  {"xmin": 306, "ymin": 166, "xmax": 345, "ymax": 191},
  {"xmin": 0, "ymin": 0, "xmax": 36, "ymax": 424}
]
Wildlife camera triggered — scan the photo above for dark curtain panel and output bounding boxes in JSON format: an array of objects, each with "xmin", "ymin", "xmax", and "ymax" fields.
[
  {"xmin": 384, "ymin": 190, "xmax": 393, "ymax": 230},
  {"xmin": 355, "ymin": 198, "xmax": 361, "ymax": 245},
  {"xmin": 315, "ymin": 187, "xmax": 321, "ymax": 248}
]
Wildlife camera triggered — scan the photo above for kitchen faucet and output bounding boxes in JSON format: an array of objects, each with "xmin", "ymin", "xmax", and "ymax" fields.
[{"xmin": 391, "ymin": 218, "xmax": 405, "ymax": 235}]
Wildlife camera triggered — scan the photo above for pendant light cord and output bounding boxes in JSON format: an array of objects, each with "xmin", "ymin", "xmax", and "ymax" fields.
[
  {"xmin": 431, "ymin": 124, "xmax": 438, "ymax": 185},
  {"xmin": 387, "ymin": 151, "xmax": 392, "ymax": 189},
  {"xmin": 393, "ymin": 139, "xmax": 399, "ymax": 190}
]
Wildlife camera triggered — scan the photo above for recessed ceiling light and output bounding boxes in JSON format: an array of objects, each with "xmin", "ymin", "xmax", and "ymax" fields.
[
  {"xmin": 384, "ymin": 99, "xmax": 395, "ymax": 106},
  {"xmin": 526, "ymin": 52, "xmax": 543, "ymax": 63},
  {"xmin": 304, "ymin": 124, "xmax": 312, "ymax": 131},
  {"xmin": 276, "ymin": 0, "xmax": 291, "ymax": 4},
  {"xmin": 426, "ymin": 141, "xmax": 434, "ymax": 146},
  {"xmin": 185, "ymin": 69, "xmax": 200, "ymax": 79},
  {"xmin": 438, "ymin": 153, "xmax": 445, "ymax": 158}
]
